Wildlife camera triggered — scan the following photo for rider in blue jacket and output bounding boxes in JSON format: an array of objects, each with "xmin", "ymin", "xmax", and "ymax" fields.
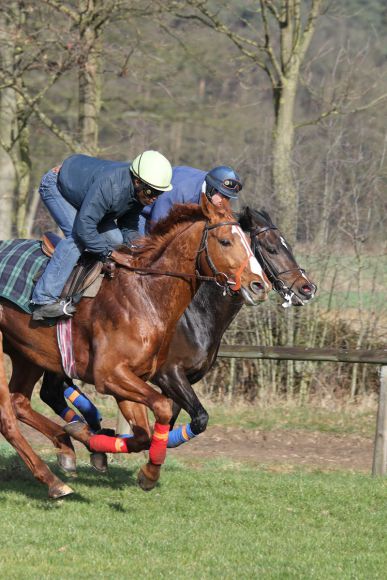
[
  {"xmin": 32, "ymin": 150, "xmax": 173, "ymax": 320},
  {"xmin": 139, "ymin": 165, "xmax": 243, "ymax": 234}
]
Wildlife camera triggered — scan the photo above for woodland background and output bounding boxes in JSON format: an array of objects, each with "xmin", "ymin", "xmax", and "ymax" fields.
[{"xmin": 0, "ymin": 0, "xmax": 386, "ymax": 404}]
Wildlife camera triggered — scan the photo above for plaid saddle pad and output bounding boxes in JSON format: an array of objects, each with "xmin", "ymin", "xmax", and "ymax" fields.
[{"xmin": 0, "ymin": 239, "xmax": 48, "ymax": 314}]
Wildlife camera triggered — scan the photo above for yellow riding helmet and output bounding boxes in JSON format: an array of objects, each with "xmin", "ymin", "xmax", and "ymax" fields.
[{"xmin": 130, "ymin": 150, "xmax": 173, "ymax": 192}]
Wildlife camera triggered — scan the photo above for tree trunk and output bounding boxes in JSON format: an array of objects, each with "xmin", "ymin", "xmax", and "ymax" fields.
[
  {"xmin": 272, "ymin": 74, "xmax": 298, "ymax": 240},
  {"xmin": 0, "ymin": 8, "xmax": 17, "ymax": 239},
  {"xmin": 78, "ymin": 0, "xmax": 103, "ymax": 153}
]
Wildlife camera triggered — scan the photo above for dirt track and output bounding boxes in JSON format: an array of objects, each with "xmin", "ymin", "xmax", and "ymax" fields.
[
  {"xmin": 10, "ymin": 422, "xmax": 374, "ymax": 473},
  {"xmin": 171, "ymin": 426, "xmax": 373, "ymax": 472}
]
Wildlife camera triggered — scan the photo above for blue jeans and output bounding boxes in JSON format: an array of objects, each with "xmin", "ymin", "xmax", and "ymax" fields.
[{"xmin": 32, "ymin": 170, "xmax": 123, "ymax": 305}]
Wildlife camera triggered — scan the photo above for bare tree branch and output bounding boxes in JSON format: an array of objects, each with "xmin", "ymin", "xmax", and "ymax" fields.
[
  {"xmin": 296, "ymin": 92, "xmax": 387, "ymax": 130},
  {"xmin": 40, "ymin": 0, "xmax": 79, "ymax": 22}
]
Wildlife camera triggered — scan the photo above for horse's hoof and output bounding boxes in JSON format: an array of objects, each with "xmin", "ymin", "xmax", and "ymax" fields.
[
  {"xmin": 90, "ymin": 452, "xmax": 108, "ymax": 473},
  {"xmin": 49, "ymin": 482, "xmax": 74, "ymax": 499},
  {"xmin": 137, "ymin": 466, "xmax": 159, "ymax": 492},
  {"xmin": 57, "ymin": 453, "xmax": 77, "ymax": 477}
]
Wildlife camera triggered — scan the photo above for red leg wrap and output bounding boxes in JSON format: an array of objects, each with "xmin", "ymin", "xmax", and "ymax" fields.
[
  {"xmin": 89, "ymin": 434, "xmax": 128, "ymax": 453},
  {"xmin": 149, "ymin": 423, "xmax": 169, "ymax": 465}
]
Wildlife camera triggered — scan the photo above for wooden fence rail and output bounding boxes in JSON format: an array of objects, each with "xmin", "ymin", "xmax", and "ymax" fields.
[
  {"xmin": 218, "ymin": 345, "xmax": 387, "ymax": 365},
  {"xmin": 217, "ymin": 344, "xmax": 387, "ymax": 476}
]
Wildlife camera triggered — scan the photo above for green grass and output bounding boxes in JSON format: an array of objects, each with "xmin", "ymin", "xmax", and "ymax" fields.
[
  {"xmin": 0, "ymin": 450, "xmax": 386, "ymax": 579},
  {"xmin": 207, "ymin": 403, "xmax": 376, "ymax": 437}
]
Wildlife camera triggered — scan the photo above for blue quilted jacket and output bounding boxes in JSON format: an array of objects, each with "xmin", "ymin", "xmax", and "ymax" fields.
[{"xmin": 58, "ymin": 154, "xmax": 142, "ymax": 254}]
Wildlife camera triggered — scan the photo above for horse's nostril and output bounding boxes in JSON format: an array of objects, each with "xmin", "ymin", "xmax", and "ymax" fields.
[
  {"xmin": 302, "ymin": 282, "xmax": 318, "ymax": 295},
  {"xmin": 250, "ymin": 281, "xmax": 264, "ymax": 294}
]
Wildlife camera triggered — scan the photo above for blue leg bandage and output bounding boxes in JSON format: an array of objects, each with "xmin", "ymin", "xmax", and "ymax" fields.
[
  {"xmin": 119, "ymin": 424, "xmax": 196, "ymax": 448},
  {"xmin": 64, "ymin": 386, "xmax": 102, "ymax": 431},
  {"xmin": 59, "ymin": 406, "xmax": 83, "ymax": 424},
  {"xmin": 167, "ymin": 423, "xmax": 196, "ymax": 448}
]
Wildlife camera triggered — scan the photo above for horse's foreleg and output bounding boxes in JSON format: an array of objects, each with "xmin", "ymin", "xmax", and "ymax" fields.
[
  {"xmin": 95, "ymin": 364, "xmax": 173, "ymax": 491},
  {"xmin": 118, "ymin": 400, "xmax": 151, "ymax": 448},
  {"xmin": 0, "ymin": 336, "xmax": 72, "ymax": 498},
  {"xmin": 155, "ymin": 365, "xmax": 209, "ymax": 446}
]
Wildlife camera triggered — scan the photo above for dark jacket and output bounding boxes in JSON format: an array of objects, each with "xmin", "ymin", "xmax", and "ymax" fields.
[
  {"xmin": 140, "ymin": 166, "xmax": 207, "ymax": 233},
  {"xmin": 58, "ymin": 154, "xmax": 142, "ymax": 255}
]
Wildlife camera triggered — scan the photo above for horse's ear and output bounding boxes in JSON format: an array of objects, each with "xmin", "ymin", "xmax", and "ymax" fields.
[
  {"xmin": 238, "ymin": 206, "xmax": 252, "ymax": 230},
  {"xmin": 200, "ymin": 193, "xmax": 231, "ymax": 221},
  {"xmin": 200, "ymin": 192, "xmax": 213, "ymax": 218}
]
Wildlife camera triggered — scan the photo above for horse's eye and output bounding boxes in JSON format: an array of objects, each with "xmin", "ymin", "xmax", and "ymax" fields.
[
  {"xmin": 266, "ymin": 246, "xmax": 278, "ymax": 255},
  {"xmin": 219, "ymin": 239, "xmax": 232, "ymax": 247}
]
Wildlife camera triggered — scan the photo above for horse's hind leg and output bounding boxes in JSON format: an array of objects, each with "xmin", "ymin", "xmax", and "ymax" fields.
[
  {"xmin": 40, "ymin": 372, "xmax": 107, "ymax": 473},
  {"xmin": 0, "ymin": 334, "xmax": 73, "ymax": 498},
  {"xmin": 41, "ymin": 372, "xmax": 102, "ymax": 431},
  {"xmin": 7, "ymin": 350, "xmax": 77, "ymax": 474}
]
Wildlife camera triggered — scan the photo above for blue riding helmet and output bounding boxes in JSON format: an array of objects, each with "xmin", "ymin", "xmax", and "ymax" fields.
[{"xmin": 205, "ymin": 166, "xmax": 243, "ymax": 200}]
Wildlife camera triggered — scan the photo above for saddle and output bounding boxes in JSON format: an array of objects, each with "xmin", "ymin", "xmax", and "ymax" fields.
[{"xmin": 41, "ymin": 232, "xmax": 116, "ymax": 302}]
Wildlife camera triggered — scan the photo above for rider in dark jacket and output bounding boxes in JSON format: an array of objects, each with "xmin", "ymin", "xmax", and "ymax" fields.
[{"xmin": 32, "ymin": 150, "xmax": 173, "ymax": 320}]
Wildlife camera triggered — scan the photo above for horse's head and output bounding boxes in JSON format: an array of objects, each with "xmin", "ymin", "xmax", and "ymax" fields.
[
  {"xmin": 238, "ymin": 207, "xmax": 317, "ymax": 307},
  {"xmin": 197, "ymin": 195, "xmax": 271, "ymax": 305}
]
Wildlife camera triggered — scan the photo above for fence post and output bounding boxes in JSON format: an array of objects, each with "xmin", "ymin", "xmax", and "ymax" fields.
[{"xmin": 372, "ymin": 366, "xmax": 387, "ymax": 476}]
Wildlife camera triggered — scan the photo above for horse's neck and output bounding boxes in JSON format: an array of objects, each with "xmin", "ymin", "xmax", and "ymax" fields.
[
  {"xmin": 183, "ymin": 283, "xmax": 244, "ymax": 342},
  {"xmin": 112, "ymin": 222, "xmax": 202, "ymax": 329}
]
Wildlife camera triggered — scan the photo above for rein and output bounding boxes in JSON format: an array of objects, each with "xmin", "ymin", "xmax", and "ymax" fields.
[{"xmin": 117, "ymin": 220, "xmax": 241, "ymax": 290}]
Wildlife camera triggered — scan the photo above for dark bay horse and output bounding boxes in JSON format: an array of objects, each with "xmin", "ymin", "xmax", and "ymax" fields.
[
  {"xmin": 152, "ymin": 207, "xmax": 317, "ymax": 433},
  {"xmin": 0, "ymin": 196, "xmax": 270, "ymax": 496},
  {"xmin": 41, "ymin": 206, "xmax": 316, "ymax": 460}
]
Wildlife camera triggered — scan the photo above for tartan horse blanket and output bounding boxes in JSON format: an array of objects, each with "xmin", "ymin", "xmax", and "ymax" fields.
[
  {"xmin": 0, "ymin": 238, "xmax": 78, "ymax": 378},
  {"xmin": 0, "ymin": 239, "xmax": 48, "ymax": 313}
]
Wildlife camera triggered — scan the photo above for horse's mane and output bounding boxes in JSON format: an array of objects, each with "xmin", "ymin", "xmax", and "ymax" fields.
[
  {"xmin": 238, "ymin": 206, "xmax": 274, "ymax": 230},
  {"xmin": 117, "ymin": 203, "xmax": 224, "ymax": 267}
]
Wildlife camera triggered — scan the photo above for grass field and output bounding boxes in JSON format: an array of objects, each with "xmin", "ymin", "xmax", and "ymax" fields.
[
  {"xmin": 0, "ymin": 395, "xmax": 385, "ymax": 578},
  {"xmin": 0, "ymin": 441, "xmax": 386, "ymax": 579}
]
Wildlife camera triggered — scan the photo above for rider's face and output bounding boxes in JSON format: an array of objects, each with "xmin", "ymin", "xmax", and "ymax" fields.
[
  {"xmin": 210, "ymin": 192, "xmax": 228, "ymax": 207},
  {"xmin": 134, "ymin": 180, "xmax": 163, "ymax": 206}
]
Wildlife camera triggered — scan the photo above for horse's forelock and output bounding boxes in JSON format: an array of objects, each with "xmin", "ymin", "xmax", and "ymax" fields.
[{"xmin": 239, "ymin": 206, "xmax": 274, "ymax": 229}]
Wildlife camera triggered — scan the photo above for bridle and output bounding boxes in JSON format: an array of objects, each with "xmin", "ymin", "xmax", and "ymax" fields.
[
  {"xmin": 117, "ymin": 220, "xmax": 245, "ymax": 294},
  {"xmin": 249, "ymin": 224, "xmax": 308, "ymax": 300},
  {"xmin": 196, "ymin": 221, "xmax": 246, "ymax": 293}
]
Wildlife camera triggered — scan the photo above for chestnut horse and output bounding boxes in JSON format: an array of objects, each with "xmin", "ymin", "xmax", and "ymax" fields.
[
  {"xmin": 40, "ymin": 206, "xmax": 316, "ymax": 463},
  {"xmin": 0, "ymin": 196, "xmax": 270, "ymax": 497}
]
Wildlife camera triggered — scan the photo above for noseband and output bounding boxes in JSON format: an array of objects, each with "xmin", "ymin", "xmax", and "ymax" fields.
[{"xmin": 249, "ymin": 225, "xmax": 307, "ymax": 297}]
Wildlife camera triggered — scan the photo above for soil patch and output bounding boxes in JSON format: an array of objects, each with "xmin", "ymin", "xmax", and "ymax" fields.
[
  {"xmin": 171, "ymin": 426, "xmax": 373, "ymax": 472},
  {"xmin": 4, "ymin": 422, "xmax": 374, "ymax": 473}
]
